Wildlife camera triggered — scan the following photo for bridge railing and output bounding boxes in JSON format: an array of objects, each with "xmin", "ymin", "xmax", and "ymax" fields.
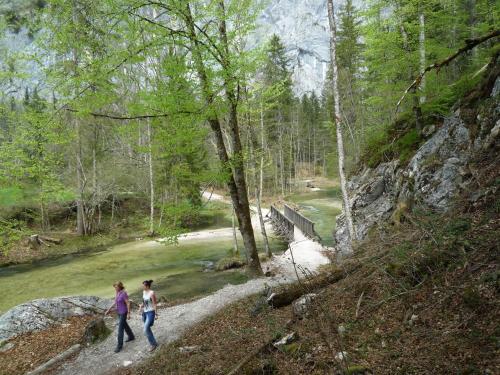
[
  {"xmin": 284, "ymin": 204, "xmax": 321, "ymax": 241},
  {"xmin": 270, "ymin": 205, "xmax": 294, "ymax": 241}
]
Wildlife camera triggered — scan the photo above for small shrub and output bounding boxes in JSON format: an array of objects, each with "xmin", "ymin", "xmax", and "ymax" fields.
[
  {"xmin": 216, "ymin": 256, "xmax": 245, "ymax": 271},
  {"xmin": 445, "ymin": 218, "xmax": 471, "ymax": 236}
]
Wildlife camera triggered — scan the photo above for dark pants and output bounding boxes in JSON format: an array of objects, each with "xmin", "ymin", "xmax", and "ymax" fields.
[{"xmin": 117, "ymin": 313, "xmax": 134, "ymax": 349}]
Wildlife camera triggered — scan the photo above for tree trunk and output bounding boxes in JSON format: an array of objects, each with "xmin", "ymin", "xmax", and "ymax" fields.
[
  {"xmin": 147, "ymin": 119, "xmax": 155, "ymax": 235},
  {"xmin": 327, "ymin": 0, "xmax": 355, "ymax": 252},
  {"xmin": 252, "ymin": 108, "xmax": 271, "ymax": 257},
  {"xmin": 419, "ymin": 12, "xmax": 426, "ymax": 104},
  {"xmin": 401, "ymin": 24, "xmax": 424, "ymax": 134},
  {"xmin": 183, "ymin": 3, "xmax": 262, "ymax": 275},
  {"xmin": 259, "ymin": 102, "xmax": 265, "ymax": 202},
  {"xmin": 231, "ymin": 203, "xmax": 239, "ymax": 255},
  {"xmin": 75, "ymin": 117, "xmax": 86, "ymax": 236}
]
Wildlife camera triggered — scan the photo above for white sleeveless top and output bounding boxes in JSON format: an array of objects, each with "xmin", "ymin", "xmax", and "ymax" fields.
[{"xmin": 143, "ymin": 290, "xmax": 154, "ymax": 312}]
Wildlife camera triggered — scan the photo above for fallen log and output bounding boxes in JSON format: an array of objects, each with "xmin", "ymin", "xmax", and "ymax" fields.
[
  {"xmin": 26, "ymin": 344, "xmax": 81, "ymax": 375},
  {"xmin": 226, "ymin": 338, "xmax": 274, "ymax": 375},
  {"xmin": 39, "ymin": 235, "xmax": 63, "ymax": 245},
  {"xmin": 267, "ymin": 263, "xmax": 362, "ymax": 308},
  {"xmin": 28, "ymin": 234, "xmax": 62, "ymax": 249}
]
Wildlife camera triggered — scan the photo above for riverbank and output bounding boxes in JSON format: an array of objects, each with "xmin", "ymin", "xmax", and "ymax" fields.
[{"xmin": 0, "ymin": 226, "xmax": 329, "ymax": 375}]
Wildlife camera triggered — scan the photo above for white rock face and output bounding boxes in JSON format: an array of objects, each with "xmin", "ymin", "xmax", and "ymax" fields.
[
  {"xmin": 255, "ymin": 0, "xmax": 363, "ymax": 96},
  {"xmin": 254, "ymin": 0, "xmax": 330, "ymax": 96}
]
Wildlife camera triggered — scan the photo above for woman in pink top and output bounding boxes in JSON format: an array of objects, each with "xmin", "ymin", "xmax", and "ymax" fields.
[{"xmin": 105, "ymin": 281, "xmax": 135, "ymax": 353}]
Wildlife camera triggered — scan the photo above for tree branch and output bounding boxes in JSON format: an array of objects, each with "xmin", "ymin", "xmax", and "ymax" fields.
[
  {"xmin": 395, "ymin": 29, "xmax": 500, "ymax": 113},
  {"xmin": 64, "ymin": 107, "xmax": 198, "ymax": 120}
]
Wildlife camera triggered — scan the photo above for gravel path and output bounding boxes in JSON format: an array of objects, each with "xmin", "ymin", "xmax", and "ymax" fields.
[{"xmin": 55, "ymin": 226, "xmax": 329, "ymax": 375}]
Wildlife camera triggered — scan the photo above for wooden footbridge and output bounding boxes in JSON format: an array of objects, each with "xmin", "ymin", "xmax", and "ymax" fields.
[{"xmin": 269, "ymin": 204, "xmax": 322, "ymax": 243}]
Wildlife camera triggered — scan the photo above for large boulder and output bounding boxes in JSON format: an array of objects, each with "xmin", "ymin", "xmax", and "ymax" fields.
[{"xmin": 0, "ymin": 296, "xmax": 112, "ymax": 342}]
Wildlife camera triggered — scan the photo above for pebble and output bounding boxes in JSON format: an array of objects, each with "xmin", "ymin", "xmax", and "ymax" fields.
[
  {"xmin": 337, "ymin": 324, "xmax": 346, "ymax": 336},
  {"xmin": 335, "ymin": 351, "xmax": 348, "ymax": 362}
]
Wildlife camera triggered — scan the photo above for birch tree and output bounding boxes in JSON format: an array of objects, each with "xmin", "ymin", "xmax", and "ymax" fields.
[{"xmin": 327, "ymin": 0, "xmax": 355, "ymax": 252}]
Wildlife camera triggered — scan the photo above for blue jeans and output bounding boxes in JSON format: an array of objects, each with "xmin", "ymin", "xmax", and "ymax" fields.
[
  {"xmin": 142, "ymin": 311, "xmax": 158, "ymax": 346},
  {"xmin": 117, "ymin": 313, "xmax": 134, "ymax": 349}
]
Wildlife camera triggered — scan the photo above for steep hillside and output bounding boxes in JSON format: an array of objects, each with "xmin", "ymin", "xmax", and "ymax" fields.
[{"xmin": 334, "ymin": 54, "xmax": 500, "ymax": 253}]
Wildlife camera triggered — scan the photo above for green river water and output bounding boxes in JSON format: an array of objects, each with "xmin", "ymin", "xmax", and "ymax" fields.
[{"xmin": 0, "ymin": 188, "xmax": 341, "ymax": 313}]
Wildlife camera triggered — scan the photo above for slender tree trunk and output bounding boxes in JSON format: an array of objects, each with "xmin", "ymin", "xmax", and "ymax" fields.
[
  {"xmin": 289, "ymin": 130, "xmax": 293, "ymax": 193},
  {"xmin": 323, "ymin": 140, "xmax": 327, "ymax": 176},
  {"xmin": 279, "ymin": 130, "xmax": 285, "ymax": 196},
  {"xmin": 75, "ymin": 117, "xmax": 86, "ymax": 236},
  {"xmin": 327, "ymin": 0, "xmax": 355, "ymax": 252},
  {"xmin": 252, "ymin": 110, "xmax": 271, "ymax": 257},
  {"xmin": 72, "ymin": 3, "xmax": 86, "ymax": 236},
  {"xmin": 259, "ymin": 101, "xmax": 265, "ymax": 202},
  {"xmin": 111, "ymin": 192, "xmax": 115, "ymax": 226},
  {"xmin": 92, "ymin": 125, "xmax": 98, "ymax": 234},
  {"xmin": 419, "ymin": 11, "xmax": 426, "ymax": 104},
  {"xmin": 147, "ymin": 119, "xmax": 155, "ymax": 235},
  {"xmin": 231, "ymin": 203, "xmax": 239, "ymax": 255},
  {"xmin": 400, "ymin": 23, "xmax": 423, "ymax": 133}
]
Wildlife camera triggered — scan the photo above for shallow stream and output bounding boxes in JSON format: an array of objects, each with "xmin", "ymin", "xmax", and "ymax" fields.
[{"xmin": 0, "ymin": 187, "xmax": 341, "ymax": 313}]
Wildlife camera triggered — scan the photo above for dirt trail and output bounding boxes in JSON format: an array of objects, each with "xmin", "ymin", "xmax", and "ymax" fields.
[{"xmin": 55, "ymin": 196, "xmax": 330, "ymax": 375}]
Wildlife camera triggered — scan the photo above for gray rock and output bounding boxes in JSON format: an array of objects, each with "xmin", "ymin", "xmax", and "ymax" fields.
[
  {"xmin": 492, "ymin": 76, "xmax": 500, "ymax": 97},
  {"xmin": 335, "ymin": 350, "xmax": 348, "ymax": 362},
  {"xmin": 335, "ymin": 161, "xmax": 399, "ymax": 253},
  {"xmin": 422, "ymin": 124, "xmax": 436, "ymax": 137},
  {"xmin": 292, "ymin": 293, "xmax": 317, "ymax": 318},
  {"xmin": 179, "ymin": 345, "xmax": 201, "ymax": 354},
  {"xmin": 0, "ymin": 296, "xmax": 112, "ymax": 341},
  {"xmin": 273, "ymin": 332, "xmax": 297, "ymax": 348},
  {"xmin": 82, "ymin": 318, "xmax": 110, "ymax": 344}
]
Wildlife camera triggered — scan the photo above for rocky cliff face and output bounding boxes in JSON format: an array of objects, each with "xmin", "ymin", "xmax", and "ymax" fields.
[
  {"xmin": 334, "ymin": 64, "xmax": 500, "ymax": 253},
  {"xmin": 256, "ymin": 0, "xmax": 330, "ymax": 96}
]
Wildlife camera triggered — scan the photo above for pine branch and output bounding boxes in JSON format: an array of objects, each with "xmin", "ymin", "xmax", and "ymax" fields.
[{"xmin": 395, "ymin": 29, "xmax": 500, "ymax": 113}]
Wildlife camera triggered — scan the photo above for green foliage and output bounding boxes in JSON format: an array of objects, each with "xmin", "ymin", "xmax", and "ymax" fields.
[
  {"xmin": 0, "ymin": 186, "xmax": 25, "ymax": 207},
  {"xmin": 361, "ymin": 114, "xmax": 424, "ymax": 168},
  {"xmin": 0, "ymin": 218, "xmax": 27, "ymax": 255}
]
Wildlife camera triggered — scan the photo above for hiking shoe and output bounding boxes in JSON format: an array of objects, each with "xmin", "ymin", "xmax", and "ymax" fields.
[
  {"xmin": 125, "ymin": 337, "xmax": 135, "ymax": 342},
  {"xmin": 114, "ymin": 347, "xmax": 122, "ymax": 353},
  {"xmin": 149, "ymin": 345, "xmax": 157, "ymax": 352}
]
